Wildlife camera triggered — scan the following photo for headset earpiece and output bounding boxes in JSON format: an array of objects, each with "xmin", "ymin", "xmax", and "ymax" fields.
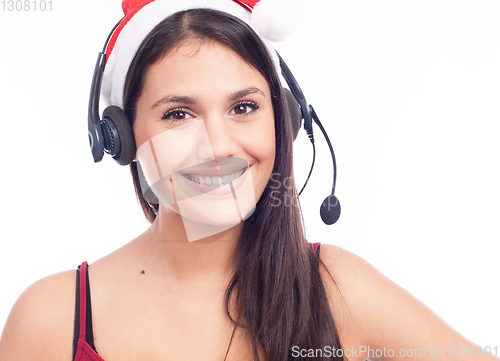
[
  {"xmin": 101, "ymin": 106, "xmax": 136, "ymax": 166},
  {"xmin": 284, "ymin": 88, "xmax": 301, "ymax": 141},
  {"xmin": 278, "ymin": 54, "xmax": 342, "ymax": 225}
]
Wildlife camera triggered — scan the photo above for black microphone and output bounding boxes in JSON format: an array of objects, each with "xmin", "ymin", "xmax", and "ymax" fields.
[
  {"xmin": 277, "ymin": 52, "xmax": 341, "ymax": 225},
  {"xmin": 320, "ymin": 194, "xmax": 341, "ymax": 225},
  {"xmin": 310, "ymin": 106, "xmax": 341, "ymax": 225}
]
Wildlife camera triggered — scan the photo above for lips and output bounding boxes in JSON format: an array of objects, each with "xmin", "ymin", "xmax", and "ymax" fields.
[
  {"xmin": 183, "ymin": 167, "xmax": 248, "ymax": 186},
  {"xmin": 178, "ymin": 158, "xmax": 249, "ymax": 177},
  {"xmin": 163, "ymin": 157, "xmax": 252, "ymax": 198}
]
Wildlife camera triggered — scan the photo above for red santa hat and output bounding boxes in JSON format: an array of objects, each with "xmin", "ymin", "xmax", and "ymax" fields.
[{"xmin": 101, "ymin": 0, "xmax": 303, "ymax": 109}]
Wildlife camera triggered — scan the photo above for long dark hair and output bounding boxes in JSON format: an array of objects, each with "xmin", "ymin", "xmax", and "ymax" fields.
[{"xmin": 124, "ymin": 9, "xmax": 343, "ymax": 361}]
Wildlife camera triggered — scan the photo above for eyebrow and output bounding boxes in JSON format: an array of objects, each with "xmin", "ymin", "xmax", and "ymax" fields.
[
  {"xmin": 151, "ymin": 95, "xmax": 197, "ymax": 109},
  {"xmin": 150, "ymin": 87, "xmax": 266, "ymax": 109},
  {"xmin": 229, "ymin": 87, "xmax": 266, "ymax": 101}
]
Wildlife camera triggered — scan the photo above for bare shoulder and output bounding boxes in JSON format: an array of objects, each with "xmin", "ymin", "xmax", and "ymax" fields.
[
  {"xmin": 318, "ymin": 244, "xmax": 493, "ymax": 361},
  {"xmin": 318, "ymin": 243, "xmax": 386, "ymax": 289},
  {"xmin": 317, "ymin": 243, "xmax": 394, "ymax": 308},
  {"xmin": 0, "ymin": 270, "xmax": 77, "ymax": 361},
  {"xmin": 316, "ymin": 244, "xmax": 389, "ymax": 351}
]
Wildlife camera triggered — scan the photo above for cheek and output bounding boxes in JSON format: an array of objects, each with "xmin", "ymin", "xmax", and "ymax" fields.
[
  {"xmin": 132, "ymin": 117, "xmax": 152, "ymax": 153},
  {"xmin": 260, "ymin": 129, "xmax": 276, "ymax": 167},
  {"xmin": 133, "ymin": 116, "xmax": 165, "ymax": 150},
  {"xmin": 259, "ymin": 112, "xmax": 276, "ymax": 166},
  {"xmin": 242, "ymin": 113, "xmax": 276, "ymax": 171}
]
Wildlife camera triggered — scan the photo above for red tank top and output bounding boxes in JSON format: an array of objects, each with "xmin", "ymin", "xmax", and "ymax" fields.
[
  {"xmin": 73, "ymin": 261, "xmax": 105, "ymax": 361},
  {"xmin": 72, "ymin": 243, "xmax": 321, "ymax": 360}
]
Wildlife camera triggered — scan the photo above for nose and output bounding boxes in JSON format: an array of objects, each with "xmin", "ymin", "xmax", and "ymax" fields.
[{"xmin": 197, "ymin": 113, "xmax": 238, "ymax": 161}]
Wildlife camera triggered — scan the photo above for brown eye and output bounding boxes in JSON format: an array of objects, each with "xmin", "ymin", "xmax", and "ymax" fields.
[
  {"xmin": 162, "ymin": 108, "xmax": 194, "ymax": 122},
  {"xmin": 172, "ymin": 111, "xmax": 187, "ymax": 119},
  {"xmin": 230, "ymin": 102, "xmax": 260, "ymax": 116},
  {"xmin": 234, "ymin": 105, "xmax": 248, "ymax": 115}
]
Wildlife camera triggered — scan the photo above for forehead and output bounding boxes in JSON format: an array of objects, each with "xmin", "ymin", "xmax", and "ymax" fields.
[{"xmin": 141, "ymin": 40, "xmax": 270, "ymax": 100}]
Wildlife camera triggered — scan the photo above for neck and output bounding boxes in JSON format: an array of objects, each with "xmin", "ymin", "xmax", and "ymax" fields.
[{"xmin": 133, "ymin": 206, "xmax": 243, "ymax": 286}]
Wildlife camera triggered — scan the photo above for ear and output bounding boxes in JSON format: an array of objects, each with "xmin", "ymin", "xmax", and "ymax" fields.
[{"xmin": 102, "ymin": 106, "xmax": 137, "ymax": 165}]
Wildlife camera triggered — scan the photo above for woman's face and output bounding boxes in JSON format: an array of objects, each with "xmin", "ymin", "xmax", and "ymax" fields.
[{"xmin": 133, "ymin": 40, "xmax": 275, "ymax": 241}]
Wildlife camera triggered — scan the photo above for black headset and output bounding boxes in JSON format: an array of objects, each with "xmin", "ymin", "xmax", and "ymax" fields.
[{"xmin": 88, "ymin": 16, "xmax": 341, "ymax": 225}]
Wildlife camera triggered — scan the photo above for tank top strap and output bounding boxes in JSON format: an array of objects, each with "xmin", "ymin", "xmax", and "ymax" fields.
[
  {"xmin": 73, "ymin": 262, "xmax": 99, "ymax": 361},
  {"xmin": 78, "ymin": 262, "xmax": 88, "ymax": 343},
  {"xmin": 311, "ymin": 242, "xmax": 321, "ymax": 257}
]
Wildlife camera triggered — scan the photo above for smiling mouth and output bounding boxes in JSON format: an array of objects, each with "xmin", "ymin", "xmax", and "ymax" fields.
[{"xmin": 182, "ymin": 167, "xmax": 249, "ymax": 186}]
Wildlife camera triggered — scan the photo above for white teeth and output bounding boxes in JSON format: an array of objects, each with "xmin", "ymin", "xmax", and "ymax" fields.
[{"xmin": 185, "ymin": 167, "xmax": 247, "ymax": 186}]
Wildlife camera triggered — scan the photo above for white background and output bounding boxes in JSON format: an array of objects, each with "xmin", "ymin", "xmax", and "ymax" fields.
[{"xmin": 0, "ymin": 0, "xmax": 499, "ymax": 349}]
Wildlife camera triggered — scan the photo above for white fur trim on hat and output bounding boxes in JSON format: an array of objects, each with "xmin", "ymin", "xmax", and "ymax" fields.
[
  {"xmin": 251, "ymin": 0, "xmax": 305, "ymax": 42},
  {"xmin": 101, "ymin": 0, "xmax": 281, "ymax": 109}
]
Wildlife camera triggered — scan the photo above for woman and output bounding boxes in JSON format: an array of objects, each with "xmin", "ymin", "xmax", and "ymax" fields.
[{"xmin": 0, "ymin": 1, "xmax": 497, "ymax": 360}]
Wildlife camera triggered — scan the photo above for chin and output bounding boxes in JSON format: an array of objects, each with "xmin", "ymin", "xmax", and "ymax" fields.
[
  {"xmin": 155, "ymin": 167, "xmax": 259, "ymax": 241},
  {"xmin": 174, "ymin": 189, "xmax": 257, "ymax": 242}
]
